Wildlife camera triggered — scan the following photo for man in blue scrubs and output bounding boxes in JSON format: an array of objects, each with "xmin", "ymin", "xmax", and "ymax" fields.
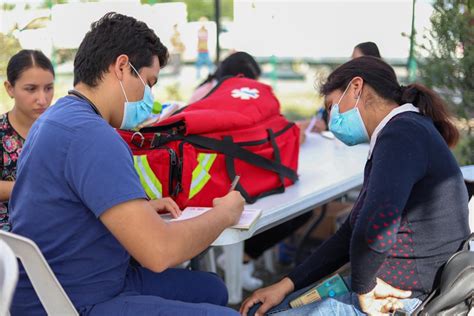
[{"xmin": 9, "ymin": 12, "xmax": 244, "ymax": 315}]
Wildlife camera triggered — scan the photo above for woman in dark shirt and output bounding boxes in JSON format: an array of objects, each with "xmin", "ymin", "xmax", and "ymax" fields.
[
  {"xmin": 0, "ymin": 50, "xmax": 55, "ymax": 231},
  {"xmin": 241, "ymin": 56, "xmax": 470, "ymax": 316}
]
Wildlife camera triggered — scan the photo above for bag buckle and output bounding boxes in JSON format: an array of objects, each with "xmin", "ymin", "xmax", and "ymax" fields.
[
  {"xmin": 151, "ymin": 132, "xmax": 181, "ymax": 148},
  {"xmin": 151, "ymin": 133, "xmax": 162, "ymax": 148},
  {"xmin": 131, "ymin": 132, "xmax": 145, "ymax": 148}
]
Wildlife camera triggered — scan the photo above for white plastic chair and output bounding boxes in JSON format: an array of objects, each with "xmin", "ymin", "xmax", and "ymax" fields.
[
  {"xmin": 0, "ymin": 239, "xmax": 18, "ymax": 316},
  {"xmin": 0, "ymin": 230, "xmax": 78, "ymax": 315}
]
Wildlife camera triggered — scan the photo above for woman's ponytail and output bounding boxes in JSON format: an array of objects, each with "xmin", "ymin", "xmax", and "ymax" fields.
[{"xmin": 400, "ymin": 83, "xmax": 459, "ymax": 147}]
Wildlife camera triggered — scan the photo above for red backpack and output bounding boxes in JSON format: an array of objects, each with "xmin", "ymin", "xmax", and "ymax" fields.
[{"xmin": 118, "ymin": 77, "xmax": 299, "ymax": 209}]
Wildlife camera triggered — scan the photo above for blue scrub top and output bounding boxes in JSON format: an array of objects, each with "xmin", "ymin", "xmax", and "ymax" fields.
[{"xmin": 10, "ymin": 95, "xmax": 147, "ymax": 315}]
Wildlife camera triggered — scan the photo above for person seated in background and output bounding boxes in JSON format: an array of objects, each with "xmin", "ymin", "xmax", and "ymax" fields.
[
  {"xmin": 0, "ymin": 49, "xmax": 54, "ymax": 232},
  {"xmin": 190, "ymin": 50, "xmax": 312, "ymax": 291},
  {"xmin": 298, "ymin": 41, "xmax": 381, "ymax": 144},
  {"xmin": 189, "ymin": 51, "xmax": 262, "ymax": 104},
  {"xmin": 240, "ymin": 56, "xmax": 470, "ymax": 316},
  {"xmin": 9, "ymin": 12, "xmax": 244, "ymax": 316},
  {"xmin": 352, "ymin": 41, "xmax": 382, "ymax": 59}
]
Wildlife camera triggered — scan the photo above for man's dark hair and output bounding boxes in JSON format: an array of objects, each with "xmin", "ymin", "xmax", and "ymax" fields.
[{"xmin": 73, "ymin": 12, "xmax": 169, "ymax": 87}]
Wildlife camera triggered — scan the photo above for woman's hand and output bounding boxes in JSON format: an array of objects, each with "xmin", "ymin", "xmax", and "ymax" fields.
[
  {"xmin": 358, "ymin": 278, "xmax": 411, "ymax": 315},
  {"xmin": 240, "ymin": 277, "xmax": 294, "ymax": 316},
  {"xmin": 296, "ymin": 120, "xmax": 309, "ymax": 145},
  {"xmin": 149, "ymin": 197, "xmax": 182, "ymax": 218},
  {"xmin": 313, "ymin": 119, "xmax": 327, "ymax": 133}
]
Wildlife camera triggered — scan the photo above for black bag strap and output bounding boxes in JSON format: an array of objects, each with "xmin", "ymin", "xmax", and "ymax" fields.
[
  {"xmin": 223, "ymin": 133, "xmax": 287, "ymax": 204},
  {"xmin": 156, "ymin": 134, "xmax": 298, "ymax": 183},
  {"xmin": 267, "ymin": 128, "xmax": 286, "ymax": 187},
  {"xmin": 223, "ymin": 137, "xmax": 255, "ymax": 203}
]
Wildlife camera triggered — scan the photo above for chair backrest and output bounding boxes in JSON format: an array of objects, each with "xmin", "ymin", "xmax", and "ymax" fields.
[
  {"xmin": 0, "ymin": 230, "xmax": 78, "ymax": 316},
  {"xmin": 469, "ymin": 197, "xmax": 474, "ymax": 240},
  {"xmin": 0, "ymin": 239, "xmax": 18, "ymax": 316},
  {"xmin": 412, "ymin": 233, "xmax": 474, "ymax": 315}
]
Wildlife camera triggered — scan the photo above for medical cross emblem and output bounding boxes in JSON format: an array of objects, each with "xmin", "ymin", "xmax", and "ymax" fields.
[{"xmin": 231, "ymin": 87, "xmax": 260, "ymax": 100}]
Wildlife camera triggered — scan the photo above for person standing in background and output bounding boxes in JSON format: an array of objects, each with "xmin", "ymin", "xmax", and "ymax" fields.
[
  {"xmin": 170, "ymin": 24, "xmax": 185, "ymax": 75},
  {"xmin": 196, "ymin": 17, "xmax": 214, "ymax": 79}
]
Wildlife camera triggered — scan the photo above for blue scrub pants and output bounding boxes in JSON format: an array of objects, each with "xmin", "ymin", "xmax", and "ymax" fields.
[
  {"xmin": 81, "ymin": 266, "xmax": 239, "ymax": 316},
  {"xmin": 196, "ymin": 52, "xmax": 214, "ymax": 78}
]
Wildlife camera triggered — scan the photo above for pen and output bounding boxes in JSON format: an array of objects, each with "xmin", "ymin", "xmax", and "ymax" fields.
[
  {"xmin": 306, "ymin": 108, "xmax": 323, "ymax": 134},
  {"xmin": 306, "ymin": 116, "xmax": 317, "ymax": 133},
  {"xmin": 229, "ymin": 175, "xmax": 240, "ymax": 192}
]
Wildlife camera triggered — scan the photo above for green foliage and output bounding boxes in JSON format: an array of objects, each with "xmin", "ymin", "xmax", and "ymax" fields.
[
  {"xmin": 2, "ymin": 3, "xmax": 16, "ymax": 11},
  {"xmin": 141, "ymin": 0, "xmax": 233, "ymax": 21},
  {"xmin": 164, "ymin": 82, "xmax": 183, "ymax": 101},
  {"xmin": 282, "ymin": 104, "xmax": 316, "ymax": 121},
  {"xmin": 0, "ymin": 33, "xmax": 21, "ymax": 77},
  {"xmin": 55, "ymin": 48, "xmax": 77, "ymax": 65},
  {"xmin": 453, "ymin": 133, "xmax": 474, "ymax": 165},
  {"xmin": 40, "ymin": 0, "xmax": 68, "ymax": 9},
  {"xmin": 420, "ymin": 0, "xmax": 474, "ymax": 126}
]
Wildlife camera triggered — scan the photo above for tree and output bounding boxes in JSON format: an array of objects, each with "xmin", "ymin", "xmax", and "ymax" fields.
[
  {"xmin": 2, "ymin": 3, "xmax": 16, "ymax": 11},
  {"xmin": 0, "ymin": 33, "xmax": 21, "ymax": 77},
  {"xmin": 420, "ymin": 0, "xmax": 473, "ymax": 129},
  {"xmin": 40, "ymin": 0, "xmax": 68, "ymax": 9}
]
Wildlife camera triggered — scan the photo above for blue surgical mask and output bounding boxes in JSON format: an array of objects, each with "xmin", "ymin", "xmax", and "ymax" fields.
[
  {"xmin": 328, "ymin": 81, "xmax": 369, "ymax": 146},
  {"xmin": 119, "ymin": 63, "xmax": 159, "ymax": 130}
]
